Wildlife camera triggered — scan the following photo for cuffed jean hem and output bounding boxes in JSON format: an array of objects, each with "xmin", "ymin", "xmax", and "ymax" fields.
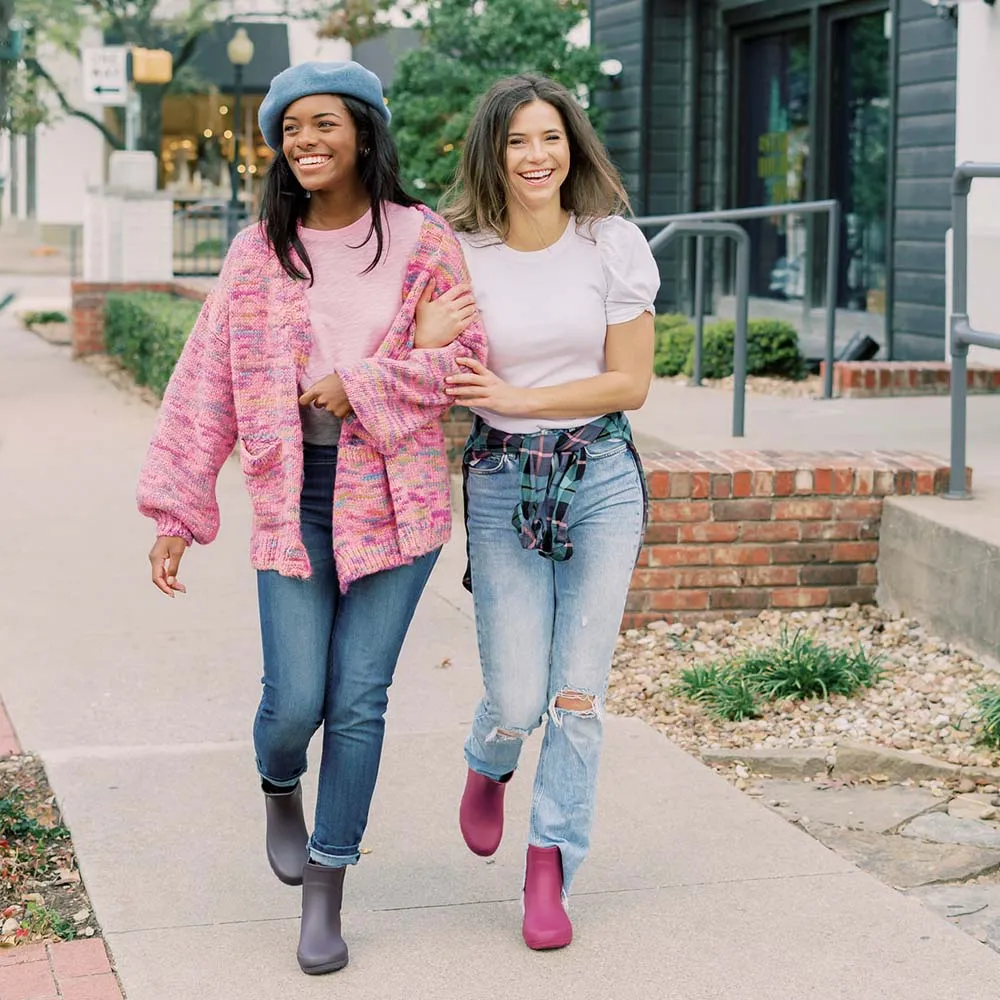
[
  {"xmin": 464, "ymin": 747, "xmax": 521, "ymax": 783},
  {"xmin": 256, "ymin": 760, "xmax": 307, "ymax": 789},
  {"xmin": 308, "ymin": 840, "xmax": 361, "ymax": 868}
]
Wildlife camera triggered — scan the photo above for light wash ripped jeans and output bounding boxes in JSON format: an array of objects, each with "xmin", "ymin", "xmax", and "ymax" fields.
[{"xmin": 463, "ymin": 433, "xmax": 645, "ymax": 892}]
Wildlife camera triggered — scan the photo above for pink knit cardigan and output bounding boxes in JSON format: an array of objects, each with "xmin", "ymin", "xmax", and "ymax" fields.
[{"xmin": 136, "ymin": 206, "xmax": 488, "ymax": 589}]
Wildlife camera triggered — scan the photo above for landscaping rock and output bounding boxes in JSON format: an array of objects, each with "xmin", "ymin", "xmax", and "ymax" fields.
[
  {"xmin": 949, "ymin": 794, "xmax": 999, "ymax": 822},
  {"xmin": 801, "ymin": 822, "xmax": 1000, "ymax": 888},
  {"xmin": 833, "ymin": 741, "xmax": 963, "ymax": 783},
  {"xmin": 756, "ymin": 779, "xmax": 940, "ymax": 834},
  {"xmin": 700, "ymin": 748, "xmax": 829, "ymax": 779},
  {"xmin": 907, "ymin": 885, "xmax": 1000, "ymax": 953},
  {"xmin": 609, "ymin": 606, "xmax": 1000, "ymax": 773},
  {"xmin": 901, "ymin": 812, "xmax": 1000, "ymax": 850}
]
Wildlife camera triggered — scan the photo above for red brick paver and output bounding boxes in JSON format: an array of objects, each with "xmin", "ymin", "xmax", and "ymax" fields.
[
  {"xmin": 0, "ymin": 956, "xmax": 57, "ymax": 999},
  {"xmin": 0, "ymin": 940, "xmax": 123, "ymax": 1000}
]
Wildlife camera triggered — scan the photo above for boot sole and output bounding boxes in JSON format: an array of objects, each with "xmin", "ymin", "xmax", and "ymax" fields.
[
  {"xmin": 299, "ymin": 958, "xmax": 349, "ymax": 975},
  {"xmin": 269, "ymin": 856, "xmax": 305, "ymax": 886}
]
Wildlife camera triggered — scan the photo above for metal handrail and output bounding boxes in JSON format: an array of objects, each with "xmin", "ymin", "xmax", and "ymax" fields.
[
  {"xmin": 632, "ymin": 200, "xmax": 842, "ymax": 399},
  {"xmin": 946, "ymin": 162, "xmax": 1000, "ymax": 500},
  {"xmin": 647, "ymin": 221, "xmax": 751, "ymax": 437}
]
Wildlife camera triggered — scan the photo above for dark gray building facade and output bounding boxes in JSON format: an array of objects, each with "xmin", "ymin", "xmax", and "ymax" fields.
[{"xmin": 592, "ymin": 0, "xmax": 960, "ymax": 360}]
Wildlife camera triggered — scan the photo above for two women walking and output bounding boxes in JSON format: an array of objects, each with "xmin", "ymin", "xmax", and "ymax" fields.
[{"xmin": 137, "ymin": 60, "xmax": 658, "ymax": 972}]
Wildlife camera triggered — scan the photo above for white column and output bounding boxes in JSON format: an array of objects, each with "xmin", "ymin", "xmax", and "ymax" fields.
[{"xmin": 953, "ymin": 2, "xmax": 1000, "ymax": 364}]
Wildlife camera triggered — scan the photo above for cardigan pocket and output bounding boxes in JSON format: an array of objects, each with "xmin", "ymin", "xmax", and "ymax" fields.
[
  {"xmin": 238, "ymin": 438, "xmax": 288, "ymax": 533},
  {"xmin": 239, "ymin": 438, "xmax": 282, "ymax": 475}
]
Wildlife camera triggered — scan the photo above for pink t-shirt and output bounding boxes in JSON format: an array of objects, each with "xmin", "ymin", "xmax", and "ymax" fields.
[{"xmin": 298, "ymin": 202, "xmax": 424, "ymax": 444}]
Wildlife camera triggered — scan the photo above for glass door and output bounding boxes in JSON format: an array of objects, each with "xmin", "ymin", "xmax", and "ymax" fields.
[
  {"xmin": 830, "ymin": 10, "xmax": 890, "ymax": 329},
  {"xmin": 737, "ymin": 26, "xmax": 811, "ymax": 300}
]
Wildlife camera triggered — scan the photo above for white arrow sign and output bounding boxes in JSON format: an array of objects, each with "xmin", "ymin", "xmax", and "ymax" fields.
[{"xmin": 82, "ymin": 46, "xmax": 129, "ymax": 106}]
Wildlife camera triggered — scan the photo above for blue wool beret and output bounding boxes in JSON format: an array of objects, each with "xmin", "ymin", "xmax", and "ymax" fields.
[{"xmin": 258, "ymin": 60, "xmax": 390, "ymax": 150}]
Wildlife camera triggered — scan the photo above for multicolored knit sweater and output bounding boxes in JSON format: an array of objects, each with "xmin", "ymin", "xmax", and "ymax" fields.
[{"xmin": 136, "ymin": 206, "xmax": 488, "ymax": 590}]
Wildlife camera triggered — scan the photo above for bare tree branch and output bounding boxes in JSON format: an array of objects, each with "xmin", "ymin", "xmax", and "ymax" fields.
[{"xmin": 25, "ymin": 57, "xmax": 124, "ymax": 149}]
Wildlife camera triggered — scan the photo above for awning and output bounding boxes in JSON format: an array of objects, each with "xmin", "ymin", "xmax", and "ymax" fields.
[
  {"xmin": 187, "ymin": 22, "xmax": 290, "ymax": 95},
  {"xmin": 104, "ymin": 20, "xmax": 290, "ymax": 95}
]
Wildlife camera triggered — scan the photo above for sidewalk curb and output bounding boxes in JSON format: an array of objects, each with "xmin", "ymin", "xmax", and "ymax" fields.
[
  {"xmin": 0, "ymin": 696, "xmax": 20, "ymax": 757},
  {"xmin": 0, "ymin": 703, "xmax": 125, "ymax": 999}
]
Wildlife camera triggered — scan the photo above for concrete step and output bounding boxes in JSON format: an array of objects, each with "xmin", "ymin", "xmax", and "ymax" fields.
[{"xmin": 878, "ymin": 491, "xmax": 1000, "ymax": 663}]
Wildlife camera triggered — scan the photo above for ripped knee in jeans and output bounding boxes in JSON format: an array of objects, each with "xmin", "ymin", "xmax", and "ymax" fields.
[
  {"xmin": 487, "ymin": 725, "xmax": 529, "ymax": 743},
  {"xmin": 548, "ymin": 689, "xmax": 600, "ymax": 726}
]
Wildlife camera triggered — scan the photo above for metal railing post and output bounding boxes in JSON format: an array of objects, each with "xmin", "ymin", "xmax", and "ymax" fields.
[
  {"xmin": 824, "ymin": 201, "xmax": 840, "ymax": 400},
  {"xmin": 693, "ymin": 235, "xmax": 705, "ymax": 386},
  {"xmin": 732, "ymin": 226, "xmax": 751, "ymax": 438},
  {"xmin": 632, "ymin": 199, "xmax": 844, "ymax": 399},
  {"xmin": 647, "ymin": 220, "xmax": 752, "ymax": 436},
  {"xmin": 944, "ymin": 162, "xmax": 1000, "ymax": 501},
  {"xmin": 948, "ymin": 166, "xmax": 972, "ymax": 500}
]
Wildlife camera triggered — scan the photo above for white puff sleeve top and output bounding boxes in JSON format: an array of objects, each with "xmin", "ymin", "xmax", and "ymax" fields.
[
  {"xmin": 593, "ymin": 215, "xmax": 661, "ymax": 325},
  {"xmin": 458, "ymin": 214, "xmax": 662, "ymax": 433}
]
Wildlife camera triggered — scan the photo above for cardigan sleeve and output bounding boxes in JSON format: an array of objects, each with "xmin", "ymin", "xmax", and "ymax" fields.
[
  {"xmin": 136, "ymin": 277, "xmax": 238, "ymax": 545},
  {"xmin": 337, "ymin": 230, "xmax": 488, "ymax": 456}
]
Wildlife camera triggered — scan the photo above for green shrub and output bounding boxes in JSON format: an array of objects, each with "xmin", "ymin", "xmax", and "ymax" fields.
[
  {"xmin": 653, "ymin": 313, "xmax": 695, "ymax": 377},
  {"xmin": 104, "ymin": 292, "xmax": 201, "ymax": 397},
  {"xmin": 746, "ymin": 320, "xmax": 805, "ymax": 380},
  {"xmin": 974, "ymin": 686, "xmax": 1000, "ymax": 749},
  {"xmin": 683, "ymin": 319, "xmax": 805, "ymax": 381},
  {"xmin": 21, "ymin": 310, "xmax": 68, "ymax": 326},
  {"xmin": 738, "ymin": 629, "xmax": 883, "ymax": 701},
  {"xmin": 672, "ymin": 628, "xmax": 882, "ymax": 720},
  {"xmin": 687, "ymin": 322, "xmax": 736, "ymax": 380}
]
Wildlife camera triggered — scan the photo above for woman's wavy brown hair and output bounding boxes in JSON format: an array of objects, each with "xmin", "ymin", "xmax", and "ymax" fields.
[{"xmin": 441, "ymin": 73, "xmax": 630, "ymax": 238}]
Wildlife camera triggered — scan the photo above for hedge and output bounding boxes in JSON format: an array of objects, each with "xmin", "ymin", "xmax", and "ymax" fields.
[
  {"xmin": 104, "ymin": 292, "xmax": 201, "ymax": 397},
  {"xmin": 653, "ymin": 313, "xmax": 695, "ymax": 377},
  {"xmin": 682, "ymin": 319, "xmax": 805, "ymax": 381}
]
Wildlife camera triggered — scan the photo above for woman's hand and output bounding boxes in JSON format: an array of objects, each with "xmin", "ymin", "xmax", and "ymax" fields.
[
  {"xmin": 149, "ymin": 535, "xmax": 188, "ymax": 597},
  {"xmin": 445, "ymin": 358, "xmax": 531, "ymax": 415},
  {"xmin": 414, "ymin": 279, "xmax": 478, "ymax": 350},
  {"xmin": 299, "ymin": 374, "xmax": 352, "ymax": 418}
]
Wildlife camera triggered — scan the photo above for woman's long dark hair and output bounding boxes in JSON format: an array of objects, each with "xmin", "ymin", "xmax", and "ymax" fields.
[{"xmin": 259, "ymin": 94, "xmax": 420, "ymax": 283}]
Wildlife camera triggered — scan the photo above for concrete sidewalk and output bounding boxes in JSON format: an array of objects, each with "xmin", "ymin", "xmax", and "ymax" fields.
[
  {"xmin": 2, "ymin": 311, "xmax": 1000, "ymax": 998},
  {"xmin": 631, "ymin": 377, "xmax": 1000, "ymax": 490}
]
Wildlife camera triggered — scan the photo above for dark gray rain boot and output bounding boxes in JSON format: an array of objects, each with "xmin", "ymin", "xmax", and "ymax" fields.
[
  {"xmin": 297, "ymin": 861, "xmax": 349, "ymax": 975},
  {"xmin": 263, "ymin": 783, "xmax": 308, "ymax": 886}
]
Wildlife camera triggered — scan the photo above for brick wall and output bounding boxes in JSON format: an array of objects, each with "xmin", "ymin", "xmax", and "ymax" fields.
[
  {"xmin": 71, "ymin": 281, "xmax": 206, "ymax": 356},
  {"xmin": 823, "ymin": 360, "xmax": 1000, "ymax": 398},
  {"xmin": 440, "ymin": 410, "xmax": 958, "ymax": 628},
  {"xmin": 625, "ymin": 450, "xmax": 961, "ymax": 629}
]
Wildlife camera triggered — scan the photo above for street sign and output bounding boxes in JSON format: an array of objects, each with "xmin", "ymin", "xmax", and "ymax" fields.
[{"xmin": 82, "ymin": 46, "xmax": 129, "ymax": 106}]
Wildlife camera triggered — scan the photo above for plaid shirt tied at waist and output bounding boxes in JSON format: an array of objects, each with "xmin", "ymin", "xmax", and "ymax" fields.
[{"xmin": 461, "ymin": 411, "xmax": 648, "ymax": 591}]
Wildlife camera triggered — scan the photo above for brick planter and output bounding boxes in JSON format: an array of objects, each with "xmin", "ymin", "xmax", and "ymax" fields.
[
  {"xmin": 823, "ymin": 360, "xmax": 1000, "ymax": 398},
  {"xmin": 71, "ymin": 281, "xmax": 206, "ymax": 357},
  {"xmin": 625, "ymin": 450, "xmax": 961, "ymax": 629}
]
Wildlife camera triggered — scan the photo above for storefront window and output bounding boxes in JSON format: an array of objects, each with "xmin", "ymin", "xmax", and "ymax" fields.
[
  {"xmin": 831, "ymin": 11, "xmax": 890, "ymax": 325},
  {"xmin": 161, "ymin": 90, "xmax": 271, "ymax": 215},
  {"xmin": 738, "ymin": 27, "xmax": 811, "ymax": 300}
]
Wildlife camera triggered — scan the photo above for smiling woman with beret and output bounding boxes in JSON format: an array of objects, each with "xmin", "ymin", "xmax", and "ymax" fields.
[{"xmin": 137, "ymin": 60, "xmax": 486, "ymax": 975}]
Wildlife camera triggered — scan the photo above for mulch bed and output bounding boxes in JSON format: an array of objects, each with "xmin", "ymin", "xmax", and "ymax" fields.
[{"xmin": 0, "ymin": 754, "xmax": 100, "ymax": 948}]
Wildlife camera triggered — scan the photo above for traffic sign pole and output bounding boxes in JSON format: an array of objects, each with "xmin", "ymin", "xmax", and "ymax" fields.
[{"xmin": 124, "ymin": 86, "xmax": 141, "ymax": 150}]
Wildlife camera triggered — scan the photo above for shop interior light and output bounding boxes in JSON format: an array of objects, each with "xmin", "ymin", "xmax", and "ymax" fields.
[
  {"xmin": 224, "ymin": 130, "xmax": 234, "ymax": 139},
  {"xmin": 203, "ymin": 129, "xmax": 213, "ymax": 138},
  {"xmin": 219, "ymin": 105, "xmax": 229, "ymax": 115}
]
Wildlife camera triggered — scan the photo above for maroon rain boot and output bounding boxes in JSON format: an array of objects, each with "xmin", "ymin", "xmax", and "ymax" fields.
[
  {"xmin": 522, "ymin": 845, "xmax": 573, "ymax": 951},
  {"xmin": 459, "ymin": 768, "xmax": 512, "ymax": 857}
]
